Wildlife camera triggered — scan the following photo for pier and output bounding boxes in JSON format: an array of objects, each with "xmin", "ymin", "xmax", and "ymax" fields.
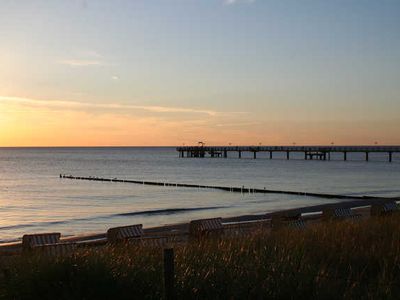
[{"xmin": 176, "ymin": 146, "xmax": 400, "ymax": 162}]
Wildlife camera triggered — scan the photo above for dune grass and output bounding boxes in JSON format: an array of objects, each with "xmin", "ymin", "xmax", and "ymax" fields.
[{"xmin": 1, "ymin": 215, "xmax": 400, "ymax": 299}]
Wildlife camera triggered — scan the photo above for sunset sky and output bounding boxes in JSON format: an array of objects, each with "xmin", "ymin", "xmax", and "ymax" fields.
[{"xmin": 1, "ymin": 0, "xmax": 399, "ymax": 146}]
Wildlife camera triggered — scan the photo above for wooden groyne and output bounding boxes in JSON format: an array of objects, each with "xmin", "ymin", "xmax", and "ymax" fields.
[
  {"xmin": 60, "ymin": 174, "xmax": 400, "ymax": 201},
  {"xmin": 176, "ymin": 145, "xmax": 400, "ymax": 162}
]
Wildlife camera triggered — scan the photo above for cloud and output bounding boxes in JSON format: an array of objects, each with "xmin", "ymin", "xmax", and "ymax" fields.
[
  {"xmin": 216, "ymin": 121, "xmax": 261, "ymax": 127},
  {"xmin": 224, "ymin": 0, "xmax": 255, "ymax": 5},
  {"xmin": 111, "ymin": 75, "xmax": 120, "ymax": 80},
  {"xmin": 0, "ymin": 96, "xmax": 245, "ymax": 117},
  {"xmin": 59, "ymin": 59, "xmax": 105, "ymax": 67},
  {"xmin": 59, "ymin": 50, "xmax": 112, "ymax": 67}
]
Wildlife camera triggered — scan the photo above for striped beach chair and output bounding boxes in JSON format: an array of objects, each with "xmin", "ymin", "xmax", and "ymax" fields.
[
  {"xmin": 107, "ymin": 224, "xmax": 144, "ymax": 243},
  {"xmin": 189, "ymin": 218, "xmax": 224, "ymax": 237},
  {"xmin": 323, "ymin": 207, "xmax": 361, "ymax": 220},
  {"xmin": 271, "ymin": 210, "xmax": 306, "ymax": 230},
  {"xmin": 22, "ymin": 232, "xmax": 61, "ymax": 251},
  {"xmin": 371, "ymin": 201, "xmax": 399, "ymax": 216},
  {"xmin": 33, "ymin": 243, "xmax": 77, "ymax": 257}
]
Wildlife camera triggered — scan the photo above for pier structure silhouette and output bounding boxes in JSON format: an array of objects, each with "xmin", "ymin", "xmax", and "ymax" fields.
[{"xmin": 176, "ymin": 146, "xmax": 400, "ymax": 162}]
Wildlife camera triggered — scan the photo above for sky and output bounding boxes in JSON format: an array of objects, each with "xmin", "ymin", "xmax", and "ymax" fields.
[{"xmin": 0, "ymin": 0, "xmax": 399, "ymax": 146}]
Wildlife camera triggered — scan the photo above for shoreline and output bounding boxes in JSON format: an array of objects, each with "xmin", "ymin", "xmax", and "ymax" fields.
[{"xmin": 0, "ymin": 196, "xmax": 395, "ymax": 252}]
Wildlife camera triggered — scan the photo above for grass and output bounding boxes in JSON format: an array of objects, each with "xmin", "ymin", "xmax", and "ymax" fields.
[{"xmin": 1, "ymin": 215, "xmax": 400, "ymax": 299}]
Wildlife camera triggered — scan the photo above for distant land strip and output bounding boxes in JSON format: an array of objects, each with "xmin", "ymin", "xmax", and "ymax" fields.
[{"xmin": 60, "ymin": 174, "xmax": 400, "ymax": 201}]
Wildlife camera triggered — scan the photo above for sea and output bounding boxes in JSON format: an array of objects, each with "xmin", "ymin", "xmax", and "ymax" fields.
[{"xmin": 0, "ymin": 147, "xmax": 399, "ymax": 244}]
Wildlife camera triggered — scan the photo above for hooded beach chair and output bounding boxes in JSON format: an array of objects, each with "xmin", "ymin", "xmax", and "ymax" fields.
[
  {"xmin": 32, "ymin": 242, "xmax": 78, "ymax": 257},
  {"xmin": 189, "ymin": 217, "xmax": 224, "ymax": 238},
  {"xmin": 22, "ymin": 232, "xmax": 61, "ymax": 251},
  {"xmin": 371, "ymin": 201, "xmax": 399, "ymax": 216},
  {"xmin": 323, "ymin": 207, "xmax": 361, "ymax": 221},
  {"xmin": 270, "ymin": 210, "xmax": 306, "ymax": 230},
  {"xmin": 107, "ymin": 224, "xmax": 144, "ymax": 243}
]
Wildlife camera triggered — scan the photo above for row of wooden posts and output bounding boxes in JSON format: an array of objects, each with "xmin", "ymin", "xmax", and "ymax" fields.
[{"xmin": 60, "ymin": 174, "xmax": 385, "ymax": 201}]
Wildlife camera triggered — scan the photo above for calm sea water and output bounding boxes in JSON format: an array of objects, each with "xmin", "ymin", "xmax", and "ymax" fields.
[{"xmin": 0, "ymin": 147, "xmax": 399, "ymax": 243}]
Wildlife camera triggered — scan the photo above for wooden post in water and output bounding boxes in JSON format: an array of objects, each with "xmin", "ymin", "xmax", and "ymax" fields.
[
  {"xmin": 366, "ymin": 152, "xmax": 369, "ymax": 162},
  {"xmin": 344, "ymin": 152, "xmax": 347, "ymax": 161},
  {"xmin": 269, "ymin": 151, "xmax": 273, "ymax": 159},
  {"xmin": 253, "ymin": 151, "xmax": 257, "ymax": 159},
  {"xmin": 286, "ymin": 151, "xmax": 290, "ymax": 160},
  {"xmin": 164, "ymin": 248, "xmax": 175, "ymax": 300},
  {"xmin": 389, "ymin": 152, "xmax": 393, "ymax": 162},
  {"xmin": 238, "ymin": 151, "xmax": 242, "ymax": 159}
]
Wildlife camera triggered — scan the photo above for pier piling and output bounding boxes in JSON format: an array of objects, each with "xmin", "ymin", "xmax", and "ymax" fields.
[{"xmin": 177, "ymin": 145, "xmax": 400, "ymax": 162}]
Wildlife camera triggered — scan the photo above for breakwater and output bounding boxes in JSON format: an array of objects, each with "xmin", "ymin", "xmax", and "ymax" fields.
[{"xmin": 60, "ymin": 174, "xmax": 399, "ymax": 201}]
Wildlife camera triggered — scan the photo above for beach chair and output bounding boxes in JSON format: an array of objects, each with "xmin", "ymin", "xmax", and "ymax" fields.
[
  {"xmin": 189, "ymin": 217, "xmax": 224, "ymax": 238},
  {"xmin": 271, "ymin": 210, "xmax": 306, "ymax": 230},
  {"xmin": 323, "ymin": 207, "xmax": 361, "ymax": 221},
  {"xmin": 107, "ymin": 224, "xmax": 144, "ymax": 243},
  {"xmin": 22, "ymin": 232, "xmax": 61, "ymax": 251},
  {"xmin": 32, "ymin": 243, "xmax": 77, "ymax": 258},
  {"xmin": 371, "ymin": 201, "xmax": 399, "ymax": 216}
]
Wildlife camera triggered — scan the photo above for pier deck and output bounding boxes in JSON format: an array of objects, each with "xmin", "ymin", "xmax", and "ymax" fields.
[{"xmin": 176, "ymin": 146, "xmax": 400, "ymax": 162}]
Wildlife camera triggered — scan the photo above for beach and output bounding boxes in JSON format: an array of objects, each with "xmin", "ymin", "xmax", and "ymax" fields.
[
  {"xmin": 0, "ymin": 195, "xmax": 395, "ymax": 256},
  {"xmin": 1, "ymin": 147, "xmax": 399, "ymax": 244},
  {"xmin": 2, "ymin": 199, "xmax": 400, "ymax": 299}
]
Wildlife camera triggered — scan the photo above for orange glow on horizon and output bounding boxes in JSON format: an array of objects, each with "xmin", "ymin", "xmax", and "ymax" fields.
[{"xmin": 1, "ymin": 97, "xmax": 399, "ymax": 147}]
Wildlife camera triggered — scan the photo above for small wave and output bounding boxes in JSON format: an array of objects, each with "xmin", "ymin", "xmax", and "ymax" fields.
[
  {"xmin": 116, "ymin": 206, "xmax": 226, "ymax": 217},
  {"xmin": 0, "ymin": 206, "xmax": 229, "ymax": 231}
]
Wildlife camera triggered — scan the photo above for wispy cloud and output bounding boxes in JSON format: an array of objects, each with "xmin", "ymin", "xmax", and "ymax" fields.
[
  {"xmin": 59, "ymin": 50, "xmax": 112, "ymax": 67},
  {"xmin": 216, "ymin": 121, "xmax": 261, "ymax": 127},
  {"xmin": 59, "ymin": 59, "xmax": 105, "ymax": 67},
  {"xmin": 0, "ymin": 96, "xmax": 245, "ymax": 117},
  {"xmin": 224, "ymin": 0, "xmax": 255, "ymax": 5}
]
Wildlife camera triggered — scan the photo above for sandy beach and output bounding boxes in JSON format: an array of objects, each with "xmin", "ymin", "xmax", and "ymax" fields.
[{"xmin": 0, "ymin": 196, "xmax": 395, "ymax": 256}]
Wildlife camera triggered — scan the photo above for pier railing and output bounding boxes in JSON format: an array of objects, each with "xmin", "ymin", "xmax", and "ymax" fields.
[{"xmin": 176, "ymin": 145, "xmax": 400, "ymax": 161}]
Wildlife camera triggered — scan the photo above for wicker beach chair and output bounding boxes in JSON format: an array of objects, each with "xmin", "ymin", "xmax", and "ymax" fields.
[
  {"xmin": 323, "ymin": 207, "xmax": 361, "ymax": 221},
  {"xmin": 371, "ymin": 201, "xmax": 399, "ymax": 216},
  {"xmin": 271, "ymin": 210, "xmax": 306, "ymax": 230},
  {"xmin": 32, "ymin": 243, "xmax": 77, "ymax": 257},
  {"xmin": 189, "ymin": 217, "xmax": 224, "ymax": 238},
  {"xmin": 106, "ymin": 224, "xmax": 144, "ymax": 243},
  {"xmin": 22, "ymin": 232, "xmax": 61, "ymax": 251}
]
